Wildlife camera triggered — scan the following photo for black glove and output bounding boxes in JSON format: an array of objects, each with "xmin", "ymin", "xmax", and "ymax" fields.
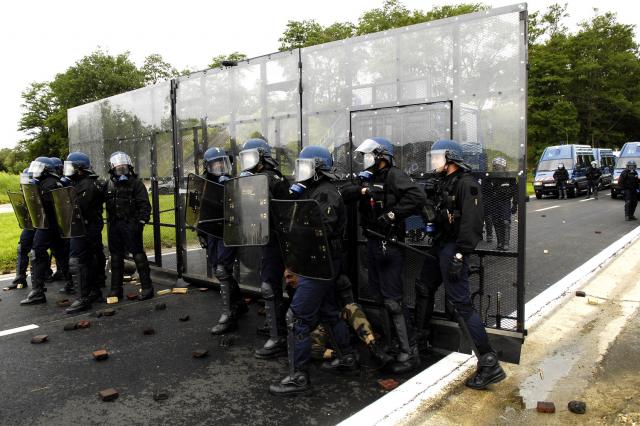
[
  {"xmin": 339, "ymin": 183, "xmax": 366, "ymax": 203},
  {"xmin": 448, "ymin": 256, "xmax": 464, "ymax": 282},
  {"xmin": 377, "ymin": 212, "xmax": 394, "ymax": 234},
  {"xmin": 135, "ymin": 220, "xmax": 145, "ymax": 234}
]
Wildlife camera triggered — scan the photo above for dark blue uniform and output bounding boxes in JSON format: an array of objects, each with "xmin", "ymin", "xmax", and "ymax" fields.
[
  {"xmin": 483, "ymin": 176, "xmax": 517, "ymax": 251},
  {"xmin": 619, "ymin": 168, "xmax": 639, "ymax": 220}
]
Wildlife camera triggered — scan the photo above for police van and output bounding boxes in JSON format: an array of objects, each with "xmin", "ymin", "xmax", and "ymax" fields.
[
  {"xmin": 533, "ymin": 144, "xmax": 594, "ymax": 199},
  {"xmin": 611, "ymin": 142, "xmax": 640, "ymax": 199},
  {"xmin": 593, "ymin": 148, "xmax": 616, "ymax": 188}
]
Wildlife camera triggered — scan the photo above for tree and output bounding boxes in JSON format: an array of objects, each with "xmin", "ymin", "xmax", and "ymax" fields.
[
  {"xmin": 142, "ymin": 53, "xmax": 179, "ymax": 85},
  {"xmin": 279, "ymin": 20, "xmax": 355, "ymax": 50},
  {"xmin": 18, "ymin": 49, "xmax": 147, "ymax": 159},
  {"xmin": 209, "ymin": 52, "xmax": 248, "ymax": 68}
]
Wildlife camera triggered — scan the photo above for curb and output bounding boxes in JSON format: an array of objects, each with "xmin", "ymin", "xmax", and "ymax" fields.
[{"xmin": 339, "ymin": 224, "xmax": 640, "ymax": 426}]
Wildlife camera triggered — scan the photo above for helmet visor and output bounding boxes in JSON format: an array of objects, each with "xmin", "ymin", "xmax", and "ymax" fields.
[
  {"xmin": 355, "ymin": 138, "xmax": 381, "ymax": 155},
  {"xmin": 206, "ymin": 156, "xmax": 232, "ymax": 176},
  {"xmin": 28, "ymin": 160, "xmax": 46, "ymax": 179},
  {"xmin": 19, "ymin": 172, "xmax": 31, "ymax": 185},
  {"xmin": 363, "ymin": 153, "xmax": 376, "ymax": 170},
  {"xmin": 110, "ymin": 152, "xmax": 132, "ymax": 169},
  {"xmin": 63, "ymin": 161, "xmax": 76, "ymax": 177},
  {"xmin": 427, "ymin": 149, "xmax": 447, "ymax": 171},
  {"xmin": 239, "ymin": 149, "xmax": 260, "ymax": 172},
  {"xmin": 294, "ymin": 158, "xmax": 316, "ymax": 182}
]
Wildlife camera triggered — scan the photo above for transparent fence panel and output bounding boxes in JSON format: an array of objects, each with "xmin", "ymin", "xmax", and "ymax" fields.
[{"xmin": 68, "ymin": 5, "xmax": 527, "ymax": 336}]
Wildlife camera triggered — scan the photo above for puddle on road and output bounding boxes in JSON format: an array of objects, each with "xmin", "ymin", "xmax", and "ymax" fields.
[{"xmin": 518, "ymin": 345, "xmax": 584, "ymax": 409}]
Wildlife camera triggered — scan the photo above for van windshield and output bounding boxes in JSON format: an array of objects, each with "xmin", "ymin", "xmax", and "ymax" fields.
[
  {"xmin": 541, "ymin": 146, "xmax": 572, "ymax": 160},
  {"xmin": 537, "ymin": 159, "xmax": 574, "ymax": 172},
  {"xmin": 616, "ymin": 157, "xmax": 640, "ymax": 169}
]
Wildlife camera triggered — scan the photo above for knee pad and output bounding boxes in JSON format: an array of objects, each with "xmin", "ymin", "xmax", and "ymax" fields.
[
  {"xmin": 214, "ymin": 265, "xmax": 232, "ymax": 281},
  {"xmin": 69, "ymin": 257, "xmax": 82, "ymax": 275},
  {"xmin": 285, "ymin": 308, "xmax": 295, "ymax": 331},
  {"xmin": 261, "ymin": 281, "xmax": 275, "ymax": 300},
  {"xmin": 383, "ymin": 298, "xmax": 403, "ymax": 315}
]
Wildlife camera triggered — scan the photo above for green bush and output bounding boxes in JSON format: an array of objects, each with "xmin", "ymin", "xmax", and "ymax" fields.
[{"xmin": 0, "ymin": 172, "xmax": 21, "ymax": 204}]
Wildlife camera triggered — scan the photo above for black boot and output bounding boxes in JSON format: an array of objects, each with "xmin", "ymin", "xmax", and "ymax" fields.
[
  {"xmin": 255, "ymin": 336, "xmax": 287, "ymax": 359},
  {"xmin": 465, "ymin": 352, "xmax": 506, "ymax": 390},
  {"xmin": 368, "ymin": 340, "xmax": 394, "ymax": 366},
  {"xmin": 88, "ymin": 289, "xmax": 105, "ymax": 303},
  {"xmin": 321, "ymin": 353, "xmax": 359, "ymax": 374},
  {"xmin": 20, "ymin": 289, "xmax": 46, "ymax": 305},
  {"xmin": 7, "ymin": 277, "xmax": 28, "ymax": 290},
  {"xmin": 134, "ymin": 253, "xmax": 154, "ymax": 301},
  {"xmin": 269, "ymin": 371, "xmax": 311, "ymax": 397},
  {"xmin": 59, "ymin": 279, "xmax": 76, "ymax": 294},
  {"xmin": 108, "ymin": 254, "xmax": 124, "ymax": 300},
  {"xmin": 10, "ymin": 243, "xmax": 29, "ymax": 289},
  {"xmin": 211, "ymin": 278, "xmax": 238, "ymax": 335},
  {"xmin": 388, "ymin": 345, "xmax": 420, "ymax": 374},
  {"xmin": 66, "ymin": 259, "xmax": 92, "ymax": 314}
]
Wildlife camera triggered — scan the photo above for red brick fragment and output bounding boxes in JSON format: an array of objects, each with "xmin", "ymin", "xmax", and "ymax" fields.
[
  {"xmin": 537, "ymin": 401, "xmax": 556, "ymax": 413},
  {"xmin": 126, "ymin": 293, "xmax": 138, "ymax": 301},
  {"xmin": 192, "ymin": 349, "xmax": 209, "ymax": 358},
  {"xmin": 99, "ymin": 388, "xmax": 119, "ymax": 401},
  {"xmin": 76, "ymin": 320, "xmax": 91, "ymax": 329},
  {"xmin": 31, "ymin": 335, "xmax": 48, "ymax": 344},
  {"xmin": 92, "ymin": 349, "xmax": 109, "ymax": 361},
  {"xmin": 377, "ymin": 378, "xmax": 400, "ymax": 391},
  {"xmin": 56, "ymin": 299, "xmax": 71, "ymax": 307}
]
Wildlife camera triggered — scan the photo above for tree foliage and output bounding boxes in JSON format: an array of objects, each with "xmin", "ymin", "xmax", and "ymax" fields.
[
  {"xmin": 142, "ymin": 53, "xmax": 180, "ymax": 85},
  {"xmin": 278, "ymin": 1, "xmax": 486, "ymax": 50},
  {"xmin": 209, "ymin": 52, "xmax": 248, "ymax": 68},
  {"xmin": 528, "ymin": 5, "xmax": 640, "ymax": 166}
]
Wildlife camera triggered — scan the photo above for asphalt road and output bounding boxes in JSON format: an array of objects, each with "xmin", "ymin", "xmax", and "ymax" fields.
[
  {"xmin": 0, "ymin": 190, "xmax": 637, "ymax": 425},
  {"xmin": 524, "ymin": 190, "xmax": 639, "ymax": 300}
]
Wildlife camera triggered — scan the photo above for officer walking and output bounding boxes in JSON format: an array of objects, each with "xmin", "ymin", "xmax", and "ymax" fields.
[
  {"xmin": 619, "ymin": 160, "xmax": 639, "ymax": 221},
  {"xmin": 237, "ymin": 138, "xmax": 291, "ymax": 357},
  {"xmin": 553, "ymin": 163, "xmax": 569, "ymax": 199},
  {"xmin": 63, "ymin": 152, "xmax": 107, "ymax": 313},
  {"xmin": 341, "ymin": 137, "xmax": 426, "ymax": 374},
  {"xmin": 585, "ymin": 160, "xmax": 602, "ymax": 199},
  {"xmin": 484, "ymin": 157, "xmax": 517, "ymax": 251},
  {"xmin": 415, "ymin": 139, "xmax": 506, "ymax": 390},
  {"xmin": 20, "ymin": 158, "xmax": 71, "ymax": 305},
  {"xmin": 270, "ymin": 146, "xmax": 356, "ymax": 396},
  {"xmin": 200, "ymin": 147, "xmax": 248, "ymax": 334},
  {"xmin": 105, "ymin": 151, "xmax": 154, "ymax": 301}
]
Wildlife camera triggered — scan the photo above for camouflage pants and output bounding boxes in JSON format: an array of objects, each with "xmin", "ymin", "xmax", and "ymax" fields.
[{"xmin": 310, "ymin": 303, "xmax": 375, "ymax": 360}]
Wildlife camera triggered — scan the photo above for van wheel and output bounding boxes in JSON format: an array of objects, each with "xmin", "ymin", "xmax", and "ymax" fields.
[{"xmin": 535, "ymin": 191, "xmax": 542, "ymax": 200}]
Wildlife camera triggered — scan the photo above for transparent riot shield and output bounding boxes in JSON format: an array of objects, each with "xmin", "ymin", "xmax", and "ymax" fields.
[
  {"xmin": 223, "ymin": 174, "xmax": 270, "ymax": 247},
  {"xmin": 51, "ymin": 187, "xmax": 86, "ymax": 238},
  {"xmin": 270, "ymin": 199, "xmax": 334, "ymax": 280},
  {"xmin": 21, "ymin": 183, "xmax": 48, "ymax": 229},
  {"xmin": 7, "ymin": 191, "xmax": 34, "ymax": 230},
  {"xmin": 185, "ymin": 173, "xmax": 224, "ymax": 237}
]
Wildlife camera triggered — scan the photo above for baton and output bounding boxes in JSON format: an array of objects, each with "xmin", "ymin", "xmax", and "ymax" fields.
[
  {"xmin": 364, "ymin": 228, "xmax": 436, "ymax": 260},
  {"xmin": 198, "ymin": 218, "xmax": 225, "ymax": 225}
]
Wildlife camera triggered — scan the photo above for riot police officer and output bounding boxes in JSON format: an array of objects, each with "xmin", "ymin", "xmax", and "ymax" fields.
[
  {"xmin": 342, "ymin": 137, "xmax": 426, "ymax": 374},
  {"xmin": 415, "ymin": 139, "xmax": 506, "ymax": 390},
  {"xmin": 63, "ymin": 152, "xmax": 107, "ymax": 313},
  {"xmin": 20, "ymin": 158, "xmax": 71, "ymax": 305},
  {"xmin": 7, "ymin": 169, "xmax": 35, "ymax": 290},
  {"xmin": 105, "ymin": 151, "xmax": 154, "ymax": 301},
  {"xmin": 484, "ymin": 157, "xmax": 517, "ymax": 251},
  {"xmin": 553, "ymin": 163, "xmax": 569, "ymax": 199},
  {"xmin": 619, "ymin": 160, "xmax": 639, "ymax": 221},
  {"xmin": 237, "ymin": 138, "xmax": 291, "ymax": 357},
  {"xmin": 201, "ymin": 147, "xmax": 248, "ymax": 334},
  {"xmin": 269, "ymin": 146, "xmax": 356, "ymax": 396},
  {"xmin": 585, "ymin": 160, "xmax": 602, "ymax": 199}
]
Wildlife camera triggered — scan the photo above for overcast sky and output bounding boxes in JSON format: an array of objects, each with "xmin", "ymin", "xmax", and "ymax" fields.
[{"xmin": 1, "ymin": 0, "xmax": 638, "ymax": 150}]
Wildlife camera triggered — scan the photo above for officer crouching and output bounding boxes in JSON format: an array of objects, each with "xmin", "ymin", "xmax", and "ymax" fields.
[
  {"xmin": 416, "ymin": 139, "xmax": 506, "ymax": 390},
  {"xmin": 105, "ymin": 151, "xmax": 154, "ymax": 301}
]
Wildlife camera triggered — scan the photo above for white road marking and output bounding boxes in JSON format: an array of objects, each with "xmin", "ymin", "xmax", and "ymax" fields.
[
  {"xmin": 579, "ymin": 198, "xmax": 595, "ymax": 202},
  {"xmin": 534, "ymin": 205, "xmax": 560, "ymax": 212},
  {"xmin": 0, "ymin": 324, "xmax": 39, "ymax": 337}
]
